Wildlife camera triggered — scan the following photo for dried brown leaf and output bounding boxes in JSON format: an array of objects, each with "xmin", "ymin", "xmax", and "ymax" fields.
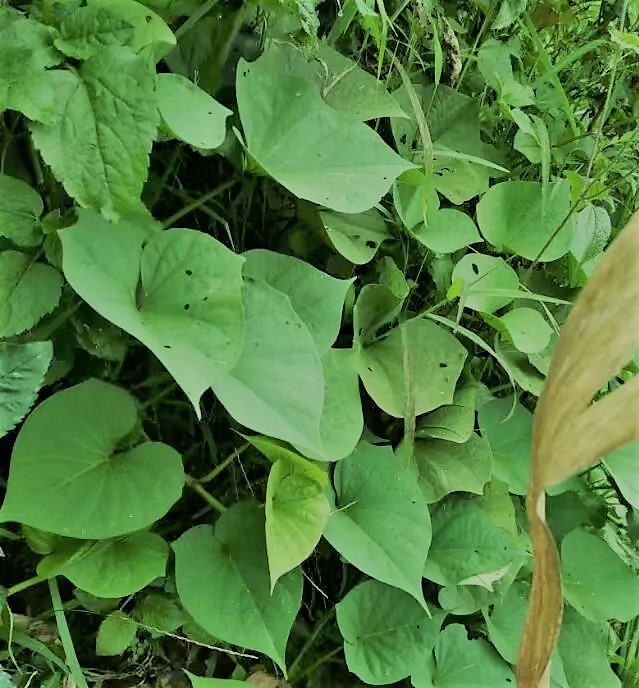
[{"xmin": 516, "ymin": 212, "xmax": 639, "ymax": 688}]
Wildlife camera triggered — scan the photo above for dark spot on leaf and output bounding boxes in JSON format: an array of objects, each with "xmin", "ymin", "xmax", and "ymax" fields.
[
  {"xmin": 506, "ymin": 680, "xmax": 512, "ymax": 684},
  {"xmin": 439, "ymin": 362, "xmax": 448, "ymax": 368},
  {"xmin": 184, "ymin": 304, "xmax": 190, "ymax": 311},
  {"xmin": 400, "ymin": 133, "xmax": 407, "ymax": 145},
  {"xmin": 164, "ymin": 345, "xmax": 171, "ymax": 349},
  {"xmin": 145, "ymin": 14, "xmax": 152, "ymax": 22},
  {"xmin": 203, "ymin": 296, "xmax": 208, "ymax": 301},
  {"xmin": 352, "ymin": 234, "xmax": 361, "ymax": 240},
  {"xmin": 471, "ymin": 262, "xmax": 479, "ymax": 275},
  {"xmin": 242, "ymin": 70, "xmax": 248, "ymax": 77},
  {"xmin": 367, "ymin": 366, "xmax": 373, "ymax": 372},
  {"xmin": 185, "ymin": 269, "xmax": 193, "ymax": 276},
  {"xmin": 365, "ymin": 240, "xmax": 376, "ymax": 249}
]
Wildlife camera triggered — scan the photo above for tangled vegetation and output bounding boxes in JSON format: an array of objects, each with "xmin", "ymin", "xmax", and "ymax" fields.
[{"xmin": 1, "ymin": 0, "xmax": 639, "ymax": 686}]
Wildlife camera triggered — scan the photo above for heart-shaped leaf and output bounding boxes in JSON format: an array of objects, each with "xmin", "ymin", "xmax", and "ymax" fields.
[{"xmin": 0, "ymin": 379, "xmax": 184, "ymax": 538}]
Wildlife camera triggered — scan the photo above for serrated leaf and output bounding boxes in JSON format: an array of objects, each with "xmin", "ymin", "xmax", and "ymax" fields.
[
  {"xmin": 243, "ymin": 249, "xmax": 352, "ymax": 356},
  {"xmin": 265, "ymin": 459, "xmax": 329, "ymax": 590},
  {"xmin": 0, "ymin": 251, "xmax": 63, "ymax": 338},
  {"xmin": 0, "ymin": 175, "xmax": 43, "ymax": 247},
  {"xmin": 60, "ymin": 209, "xmax": 245, "ymax": 417},
  {"xmin": 54, "ymin": 5, "xmax": 134, "ymax": 59},
  {"xmin": 0, "ymin": 342, "xmax": 52, "ymax": 439},
  {"xmin": 324, "ymin": 442, "xmax": 431, "ymax": 607},
  {"xmin": 424, "ymin": 499, "xmax": 520, "ymax": 587},
  {"xmin": 411, "ymin": 624, "xmax": 515, "ymax": 687},
  {"xmin": 96, "ymin": 611, "xmax": 138, "ymax": 656},
  {"xmin": 359, "ymin": 318, "xmax": 467, "ymax": 418},
  {"xmin": 237, "ymin": 44, "xmax": 413, "ymax": 213},
  {"xmin": 476, "ymin": 180, "xmax": 573, "ymax": 261},
  {"xmin": 451, "ymin": 253, "xmax": 519, "ymax": 314},
  {"xmin": 0, "ymin": 379, "xmax": 184, "ymax": 538},
  {"xmin": 407, "ymin": 434, "xmax": 493, "ymax": 504},
  {"xmin": 157, "ymin": 73, "xmax": 232, "ymax": 150},
  {"xmin": 0, "ymin": 7, "xmax": 62, "ymax": 121},
  {"xmin": 31, "ymin": 47, "xmax": 158, "ymax": 216},
  {"xmin": 173, "ymin": 503, "xmax": 303, "ymax": 676},
  {"xmin": 38, "ymin": 532, "xmax": 169, "ymax": 598},
  {"xmin": 337, "ymin": 580, "xmax": 443, "ymax": 685}
]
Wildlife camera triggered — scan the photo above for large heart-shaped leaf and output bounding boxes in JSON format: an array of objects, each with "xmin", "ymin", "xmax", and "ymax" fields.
[
  {"xmin": 243, "ymin": 249, "xmax": 352, "ymax": 356},
  {"xmin": 476, "ymin": 179, "xmax": 573, "ymax": 261},
  {"xmin": 336, "ymin": 580, "xmax": 443, "ymax": 685},
  {"xmin": 359, "ymin": 318, "xmax": 467, "ymax": 418},
  {"xmin": 60, "ymin": 209, "xmax": 245, "ymax": 415},
  {"xmin": 0, "ymin": 379, "xmax": 184, "ymax": 538},
  {"xmin": 173, "ymin": 502, "xmax": 303, "ymax": 676},
  {"xmin": 424, "ymin": 499, "xmax": 520, "ymax": 587},
  {"xmin": 38, "ymin": 532, "xmax": 168, "ymax": 598},
  {"xmin": 265, "ymin": 459, "xmax": 329, "ymax": 590},
  {"xmin": 0, "ymin": 341, "xmax": 52, "ymax": 439},
  {"xmin": 324, "ymin": 442, "xmax": 431, "ymax": 608},
  {"xmin": 0, "ymin": 251, "xmax": 63, "ymax": 338},
  {"xmin": 236, "ymin": 43, "xmax": 413, "ymax": 213}
]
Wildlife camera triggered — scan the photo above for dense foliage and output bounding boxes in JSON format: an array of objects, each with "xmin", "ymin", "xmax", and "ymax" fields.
[{"xmin": 1, "ymin": 0, "xmax": 638, "ymax": 686}]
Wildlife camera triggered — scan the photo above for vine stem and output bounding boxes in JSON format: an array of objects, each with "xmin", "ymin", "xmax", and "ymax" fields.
[
  {"xmin": 185, "ymin": 474, "xmax": 227, "ymax": 513},
  {"xmin": 6, "ymin": 575, "xmax": 46, "ymax": 598},
  {"xmin": 49, "ymin": 578, "xmax": 89, "ymax": 688},
  {"xmin": 200, "ymin": 443, "xmax": 248, "ymax": 483},
  {"xmin": 288, "ymin": 607, "xmax": 336, "ymax": 680},
  {"xmin": 162, "ymin": 180, "xmax": 236, "ymax": 228}
]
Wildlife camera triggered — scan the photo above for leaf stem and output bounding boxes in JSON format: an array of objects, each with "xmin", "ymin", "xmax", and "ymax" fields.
[
  {"xmin": 162, "ymin": 180, "xmax": 236, "ymax": 228},
  {"xmin": 200, "ymin": 443, "xmax": 248, "ymax": 483},
  {"xmin": 6, "ymin": 575, "xmax": 47, "ymax": 598},
  {"xmin": 288, "ymin": 607, "xmax": 336, "ymax": 680},
  {"xmin": 49, "ymin": 578, "xmax": 89, "ymax": 688},
  {"xmin": 185, "ymin": 474, "xmax": 227, "ymax": 513}
]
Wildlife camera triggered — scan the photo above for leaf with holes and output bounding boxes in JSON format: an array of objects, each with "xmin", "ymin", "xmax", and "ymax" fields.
[
  {"xmin": 451, "ymin": 253, "xmax": 519, "ymax": 314},
  {"xmin": 319, "ymin": 209, "xmax": 390, "ymax": 265},
  {"xmin": 0, "ymin": 379, "xmax": 184, "ymax": 538}
]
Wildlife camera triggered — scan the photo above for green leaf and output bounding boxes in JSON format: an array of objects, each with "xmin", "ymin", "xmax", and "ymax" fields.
[
  {"xmin": 265, "ymin": 459, "xmax": 329, "ymax": 589},
  {"xmin": 557, "ymin": 607, "xmax": 621, "ymax": 688},
  {"xmin": 497, "ymin": 307, "xmax": 553, "ymax": 354},
  {"xmin": 412, "ymin": 624, "xmax": 515, "ymax": 687},
  {"xmin": 569, "ymin": 204, "xmax": 611, "ymax": 286},
  {"xmin": 424, "ymin": 499, "xmax": 520, "ymax": 587},
  {"xmin": 324, "ymin": 442, "xmax": 431, "ymax": 607},
  {"xmin": 0, "ymin": 175, "xmax": 43, "ymax": 247},
  {"xmin": 38, "ymin": 532, "xmax": 169, "ymax": 598},
  {"xmin": 310, "ymin": 347, "xmax": 364, "ymax": 461},
  {"xmin": 243, "ymin": 249, "xmax": 352, "ymax": 355},
  {"xmin": 173, "ymin": 503, "xmax": 303, "ymax": 676},
  {"xmin": 561, "ymin": 528, "xmax": 639, "ymax": 622},
  {"xmin": 88, "ymin": 0, "xmax": 176, "ymax": 61},
  {"xmin": 30, "ymin": 47, "xmax": 158, "ymax": 216},
  {"xmin": 416, "ymin": 385, "xmax": 476, "ymax": 443},
  {"xmin": 359, "ymin": 318, "xmax": 467, "ymax": 418},
  {"xmin": 318, "ymin": 209, "xmax": 390, "ymax": 265},
  {"xmin": 392, "ymin": 84, "xmax": 501, "ymax": 204},
  {"xmin": 407, "ymin": 434, "xmax": 493, "ymax": 504},
  {"xmin": 96, "ymin": 611, "xmax": 138, "ymax": 656},
  {"xmin": 315, "ymin": 43, "xmax": 407, "ymax": 121},
  {"xmin": 0, "ymin": 342, "xmax": 52, "ymax": 439},
  {"xmin": 476, "ymin": 180, "xmax": 574, "ymax": 261},
  {"xmin": 604, "ymin": 440, "xmax": 639, "ymax": 510},
  {"xmin": 0, "ymin": 7, "xmax": 62, "ymax": 121},
  {"xmin": 495, "ymin": 337, "xmax": 545, "ymax": 396},
  {"xmin": 134, "ymin": 593, "xmax": 187, "ymax": 636},
  {"xmin": 451, "ymin": 254, "xmax": 519, "ymax": 314},
  {"xmin": 393, "ymin": 169, "xmax": 436, "ymax": 231},
  {"xmin": 336, "ymin": 580, "xmax": 443, "ymax": 685},
  {"xmin": 412, "ymin": 209, "xmax": 481, "ymax": 254},
  {"xmin": 438, "ymin": 584, "xmax": 490, "ymax": 616},
  {"xmin": 353, "ymin": 283, "xmax": 404, "ymax": 345},
  {"xmin": 237, "ymin": 44, "xmax": 413, "ymax": 213},
  {"xmin": 156, "ymin": 73, "xmax": 232, "ymax": 150},
  {"xmin": 210, "ymin": 278, "xmax": 325, "ymax": 453},
  {"xmin": 54, "ymin": 5, "xmax": 134, "ymax": 59},
  {"xmin": 244, "ymin": 434, "xmax": 328, "ymax": 485},
  {"xmin": 478, "ymin": 396, "xmax": 532, "ymax": 496},
  {"xmin": 0, "ymin": 379, "xmax": 184, "ymax": 538},
  {"xmin": 477, "ymin": 39, "xmax": 534, "ymax": 107},
  {"xmin": 0, "ymin": 251, "xmax": 63, "ymax": 338},
  {"xmin": 60, "ymin": 209, "xmax": 245, "ymax": 416},
  {"xmin": 185, "ymin": 672, "xmax": 246, "ymax": 688}
]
